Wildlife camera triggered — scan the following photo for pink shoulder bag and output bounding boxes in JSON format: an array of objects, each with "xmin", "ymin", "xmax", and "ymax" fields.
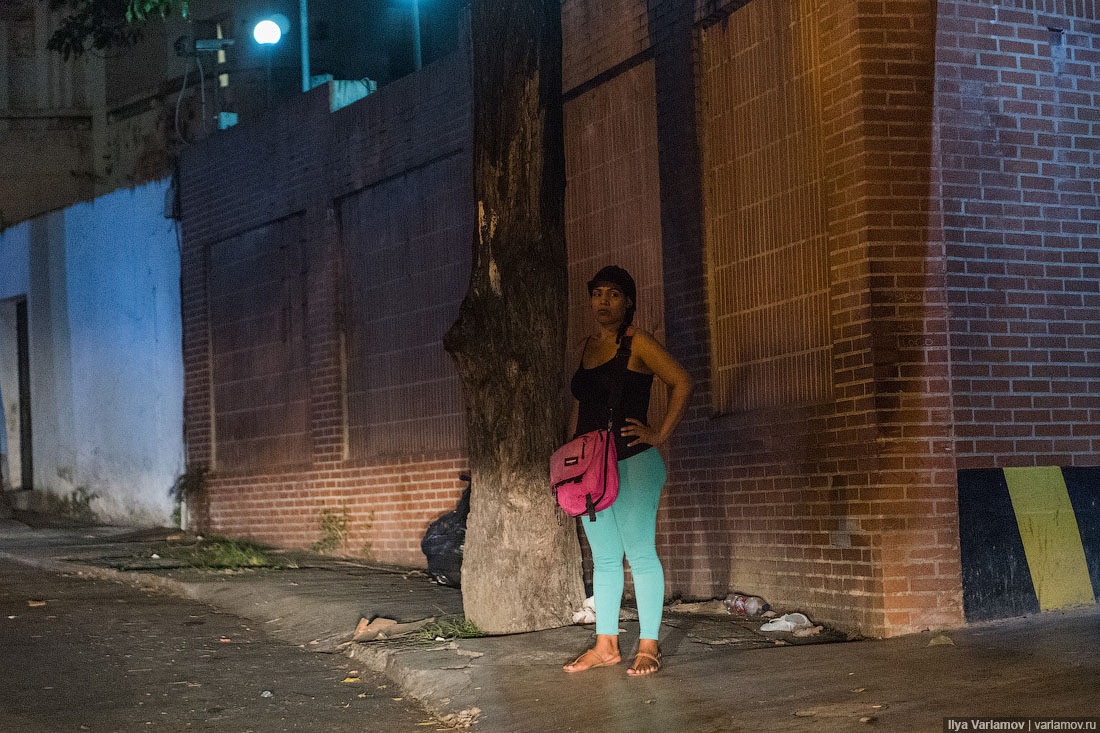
[{"xmin": 550, "ymin": 334, "xmax": 633, "ymax": 521}]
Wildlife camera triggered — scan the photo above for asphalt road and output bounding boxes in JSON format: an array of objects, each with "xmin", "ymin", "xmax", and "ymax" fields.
[{"xmin": 0, "ymin": 560, "xmax": 447, "ymax": 732}]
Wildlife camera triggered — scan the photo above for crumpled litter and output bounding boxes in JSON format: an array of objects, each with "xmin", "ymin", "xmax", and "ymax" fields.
[
  {"xmin": 572, "ymin": 596, "xmax": 596, "ymax": 624},
  {"xmin": 793, "ymin": 624, "xmax": 824, "ymax": 638},
  {"xmin": 759, "ymin": 612, "xmax": 812, "ymax": 632}
]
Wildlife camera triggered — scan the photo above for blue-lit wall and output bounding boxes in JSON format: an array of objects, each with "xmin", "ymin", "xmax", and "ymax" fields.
[{"xmin": 0, "ymin": 181, "xmax": 183, "ymax": 524}]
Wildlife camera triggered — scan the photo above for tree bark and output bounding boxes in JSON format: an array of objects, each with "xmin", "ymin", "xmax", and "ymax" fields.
[{"xmin": 442, "ymin": 0, "xmax": 583, "ymax": 633}]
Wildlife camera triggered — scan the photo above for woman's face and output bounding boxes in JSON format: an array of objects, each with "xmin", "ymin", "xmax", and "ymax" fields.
[{"xmin": 589, "ymin": 284, "xmax": 631, "ymax": 327}]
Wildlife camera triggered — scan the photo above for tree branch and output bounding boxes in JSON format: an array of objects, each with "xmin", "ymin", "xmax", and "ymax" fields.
[{"xmin": 43, "ymin": 0, "xmax": 185, "ymax": 59}]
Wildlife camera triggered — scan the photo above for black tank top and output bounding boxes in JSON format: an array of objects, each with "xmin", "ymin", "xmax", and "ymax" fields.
[{"xmin": 571, "ymin": 338, "xmax": 655, "ymax": 461}]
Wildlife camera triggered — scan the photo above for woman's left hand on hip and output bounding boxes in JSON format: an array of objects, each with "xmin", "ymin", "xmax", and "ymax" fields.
[{"xmin": 622, "ymin": 418, "xmax": 659, "ymax": 447}]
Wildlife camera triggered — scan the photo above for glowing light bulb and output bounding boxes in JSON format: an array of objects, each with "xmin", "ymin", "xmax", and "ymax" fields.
[{"xmin": 253, "ymin": 19, "xmax": 282, "ymax": 45}]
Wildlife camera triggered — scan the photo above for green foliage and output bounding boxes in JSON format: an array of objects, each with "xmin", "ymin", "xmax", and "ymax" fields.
[
  {"xmin": 416, "ymin": 616, "xmax": 484, "ymax": 641},
  {"xmin": 169, "ymin": 465, "xmax": 207, "ymax": 503},
  {"xmin": 359, "ymin": 510, "xmax": 377, "ymax": 561},
  {"xmin": 169, "ymin": 465, "xmax": 207, "ymax": 529},
  {"xmin": 44, "ymin": 0, "xmax": 186, "ymax": 59},
  {"xmin": 44, "ymin": 486, "xmax": 99, "ymax": 521},
  {"xmin": 311, "ymin": 507, "xmax": 351, "ymax": 554},
  {"xmin": 183, "ymin": 537, "xmax": 272, "ymax": 569},
  {"xmin": 124, "ymin": 0, "xmax": 187, "ymax": 23}
]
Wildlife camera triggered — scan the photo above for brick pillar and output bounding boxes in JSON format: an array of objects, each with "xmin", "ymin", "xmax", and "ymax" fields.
[{"xmin": 818, "ymin": 0, "xmax": 963, "ymax": 635}]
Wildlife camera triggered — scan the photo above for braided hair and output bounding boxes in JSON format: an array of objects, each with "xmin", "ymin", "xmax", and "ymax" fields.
[{"xmin": 617, "ymin": 301, "xmax": 636, "ymax": 344}]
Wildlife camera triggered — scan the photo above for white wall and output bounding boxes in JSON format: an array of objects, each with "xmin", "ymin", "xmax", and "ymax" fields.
[{"xmin": 0, "ymin": 180, "xmax": 183, "ymax": 524}]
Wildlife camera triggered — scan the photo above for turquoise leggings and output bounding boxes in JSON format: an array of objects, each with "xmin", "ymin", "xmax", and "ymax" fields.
[{"xmin": 580, "ymin": 448, "xmax": 667, "ymax": 640}]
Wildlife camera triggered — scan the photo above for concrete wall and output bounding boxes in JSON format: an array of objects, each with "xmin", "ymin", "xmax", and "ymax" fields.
[{"xmin": 0, "ymin": 181, "xmax": 183, "ymax": 524}]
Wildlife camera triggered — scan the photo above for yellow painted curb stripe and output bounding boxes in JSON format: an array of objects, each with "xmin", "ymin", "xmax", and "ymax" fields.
[{"xmin": 1004, "ymin": 467, "xmax": 1095, "ymax": 611}]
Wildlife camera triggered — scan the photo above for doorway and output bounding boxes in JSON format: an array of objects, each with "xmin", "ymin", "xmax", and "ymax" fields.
[{"xmin": 0, "ymin": 297, "xmax": 31, "ymax": 490}]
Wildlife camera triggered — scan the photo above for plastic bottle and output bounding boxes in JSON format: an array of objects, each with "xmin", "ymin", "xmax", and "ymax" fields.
[{"xmin": 724, "ymin": 593, "xmax": 767, "ymax": 616}]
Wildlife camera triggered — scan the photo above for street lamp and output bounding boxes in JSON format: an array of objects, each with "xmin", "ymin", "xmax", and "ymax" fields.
[
  {"xmin": 253, "ymin": 14, "xmax": 289, "ymax": 108},
  {"xmin": 253, "ymin": 19, "xmax": 283, "ymax": 45}
]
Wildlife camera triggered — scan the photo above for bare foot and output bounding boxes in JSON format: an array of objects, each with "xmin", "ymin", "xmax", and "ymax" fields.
[
  {"xmin": 627, "ymin": 643, "xmax": 662, "ymax": 676},
  {"xmin": 563, "ymin": 647, "xmax": 621, "ymax": 672}
]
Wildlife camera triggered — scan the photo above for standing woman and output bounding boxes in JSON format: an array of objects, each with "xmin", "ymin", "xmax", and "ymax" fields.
[{"xmin": 563, "ymin": 265, "xmax": 693, "ymax": 676}]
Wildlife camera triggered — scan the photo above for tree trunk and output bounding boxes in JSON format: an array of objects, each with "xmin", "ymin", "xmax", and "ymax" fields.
[{"xmin": 442, "ymin": 0, "xmax": 583, "ymax": 633}]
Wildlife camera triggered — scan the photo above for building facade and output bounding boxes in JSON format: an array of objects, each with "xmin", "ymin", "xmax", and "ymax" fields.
[{"xmin": 178, "ymin": 0, "xmax": 1100, "ymax": 637}]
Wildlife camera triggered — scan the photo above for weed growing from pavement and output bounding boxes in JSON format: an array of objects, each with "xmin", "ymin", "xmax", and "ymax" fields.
[
  {"xmin": 360, "ymin": 510, "xmax": 377, "ymax": 561},
  {"xmin": 416, "ymin": 616, "xmax": 484, "ymax": 641},
  {"xmin": 184, "ymin": 537, "xmax": 274, "ymax": 568},
  {"xmin": 44, "ymin": 486, "xmax": 99, "ymax": 521},
  {"xmin": 312, "ymin": 506, "xmax": 350, "ymax": 554}
]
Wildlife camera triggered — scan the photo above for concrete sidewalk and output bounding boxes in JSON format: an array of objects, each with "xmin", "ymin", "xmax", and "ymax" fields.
[{"xmin": 1, "ymin": 518, "xmax": 1097, "ymax": 732}]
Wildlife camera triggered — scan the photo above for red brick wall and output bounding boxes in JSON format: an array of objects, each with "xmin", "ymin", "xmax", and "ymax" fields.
[
  {"xmin": 846, "ymin": 0, "xmax": 960, "ymax": 636},
  {"xmin": 203, "ymin": 457, "xmax": 468, "ymax": 565},
  {"xmin": 179, "ymin": 55, "xmax": 472, "ymax": 565},
  {"xmin": 936, "ymin": 0, "xmax": 1100, "ymax": 469}
]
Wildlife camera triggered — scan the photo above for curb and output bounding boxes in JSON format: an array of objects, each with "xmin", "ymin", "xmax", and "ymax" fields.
[{"xmin": 0, "ymin": 550, "xmax": 204, "ymax": 600}]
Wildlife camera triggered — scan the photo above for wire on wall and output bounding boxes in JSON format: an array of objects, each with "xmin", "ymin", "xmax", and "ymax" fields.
[
  {"xmin": 196, "ymin": 55, "xmax": 208, "ymax": 135},
  {"xmin": 174, "ymin": 59, "xmax": 192, "ymax": 145}
]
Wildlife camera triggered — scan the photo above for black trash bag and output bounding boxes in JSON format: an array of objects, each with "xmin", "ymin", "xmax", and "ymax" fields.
[{"xmin": 420, "ymin": 476, "xmax": 471, "ymax": 587}]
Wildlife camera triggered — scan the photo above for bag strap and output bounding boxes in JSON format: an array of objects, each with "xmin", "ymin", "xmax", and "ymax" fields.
[{"xmin": 605, "ymin": 331, "xmax": 633, "ymax": 430}]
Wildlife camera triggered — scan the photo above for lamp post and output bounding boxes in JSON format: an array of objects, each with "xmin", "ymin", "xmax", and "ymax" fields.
[
  {"xmin": 411, "ymin": 0, "xmax": 421, "ymax": 71},
  {"xmin": 253, "ymin": 16, "xmax": 286, "ymax": 108},
  {"xmin": 300, "ymin": 0, "xmax": 310, "ymax": 91}
]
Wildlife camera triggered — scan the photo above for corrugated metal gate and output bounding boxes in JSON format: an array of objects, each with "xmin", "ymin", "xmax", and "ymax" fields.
[
  {"xmin": 338, "ymin": 152, "xmax": 471, "ymax": 457},
  {"xmin": 700, "ymin": 0, "xmax": 833, "ymax": 413},
  {"xmin": 207, "ymin": 215, "xmax": 311, "ymax": 470}
]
